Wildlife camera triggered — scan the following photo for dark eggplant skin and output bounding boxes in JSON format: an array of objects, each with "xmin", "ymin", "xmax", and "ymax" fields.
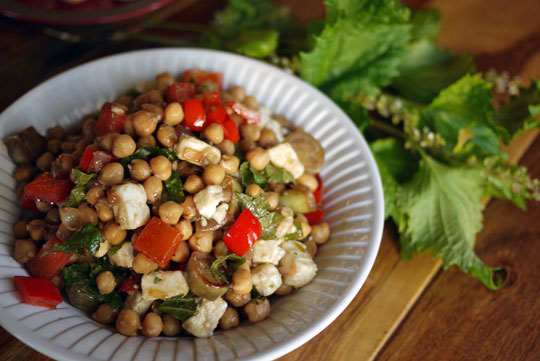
[
  {"xmin": 5, "ymin": 126, "xmax": 46, "ymax": 164},
  {"xmin": 186, "ymin": 251, "xmax": 228, "ymax": 300}
]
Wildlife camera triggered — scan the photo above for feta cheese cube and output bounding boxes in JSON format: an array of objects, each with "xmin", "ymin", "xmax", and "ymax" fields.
[
  {"xmin": 268, "ymin": 142, "xmax": 304, "ymax": 179},
  {"xmin": 251, "ymin": 263, "xmax": 282, "ymax": 296},
  {"xmin": 278, "ymin": 245, "xmax": 317, "ymax": 288},
  {"xmin": 109, "ymin": 242, "xmax": 134, "ymax": 268},
  {"xmin": 124, "ymin": 291, "xmax": 152, "ymax": 316},
  {"xmin": 111, "ymin": 183, "xmax": 150, "ymax": 230},
  {"xmin": 259, "ymin": 107, "xmax": 286, "ymax": 142},
  {"xmin": 252, "ymin": 240, "xmax": 286, "ymax": 265},
  {"xmin": 175, "ymin": 135, "xmax": 221, "ymax": 166},
  {"xmin": 183, "ymin": 297, "xmax": 227, "ymax": 338},
  {"xmin": 193, "ymin": 185, "xmax": 228, "ymax": 220},
  {"xmin": 141, "ymin": 270, "xmax": 189, "ymax": 301},
  {"xmin": 213, "ymin": 203, "xmax": 229, "ymax": 224}
]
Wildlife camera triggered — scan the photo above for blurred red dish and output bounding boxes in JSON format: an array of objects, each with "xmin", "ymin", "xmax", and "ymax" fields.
[{"xmin": 0, "ymin": 0, "xmax": 175, "ymax": 26}]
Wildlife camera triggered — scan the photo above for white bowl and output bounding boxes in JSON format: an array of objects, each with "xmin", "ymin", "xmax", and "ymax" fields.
[{"xmin": 0, "ymin": 48, "xmax": 384, "ymax": 361}]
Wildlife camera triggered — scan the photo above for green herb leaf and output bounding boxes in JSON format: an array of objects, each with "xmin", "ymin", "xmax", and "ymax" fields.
[
  {"xmin": 65, "ymin": 169, "xmax": 97, "ymax": 208},
  {"xmin": 409, "ymin": 8, "xmax": 441, "ymax": 42},
  {"xmin": 236, "ymin": 192, "xmax": 284, "ymax": 239},
  {"xmin": 210, "ymin": 254, "xmax": 246, "ymax": 285},
  {"xmin": 158, "ymin": 294, "xmax": 201, "ymax": 321},
  {"xmin": 398, "ymin": 153, "xmax": 501, "ymax": 290},
  {"xmin": 108, "ymin": 242, "xmax": 125, "ymax": 256},
  {"xmin": 162, "ymin": 171, "xmax": 185, "ymax": 203},
  {"xmin": 239, "ymin": 162, "xmax": 295, "ymax": 189},
  {"xmin": 45, "ymin": 223, "xmax": 104, "ymax": 257},
  {"xmin": 120, "ymin": 146, "xmax": 178, "ymax": 170}
]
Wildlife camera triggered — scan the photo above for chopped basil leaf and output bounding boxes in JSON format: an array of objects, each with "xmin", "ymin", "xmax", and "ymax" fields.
[
  {"xmin": 236, "ymin": 192, "xmax": 284, "ymax": 240},
  {"xmin": 239, "ymin": 162, "xmax": 295, "ymax": 189},
  {"xmin": 108, "ymin": 242, "xmax": 125, "ymax": 256},
  {"xmin": 162, "ymin": 171, "xmax": 185, "ymax": 203},
  {"xmin": 250, "ymin": 286, "xmax": 261, "ymax": 303},
  {"xmin": 158, "ymin": 294, "xmax": 201, "ymax": 321},
  {"xmin": 120, "ymin": 145, "xmax": 178, "ymax": 170},
  {"xmin": 210, "ymin": 254, "xmax": 246, "ymax": 285},
  {"xmin": 44, "ymin": 223, "xmax": 104, "ymax": 257},
  {"xmin": 154, "ymin": 276, "xmax": 162, "ymax": 284},
  {"xmin": 65, "ymin": 169, "xmax": 97, "ymax": 208}
]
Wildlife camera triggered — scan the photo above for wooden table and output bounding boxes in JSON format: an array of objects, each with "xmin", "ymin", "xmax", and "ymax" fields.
[{"xmin": 1, "ymin": 1, "xmax": 540, "ymax": 360}]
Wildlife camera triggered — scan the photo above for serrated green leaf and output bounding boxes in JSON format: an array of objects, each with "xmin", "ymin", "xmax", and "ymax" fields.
[
  {"xmin": 65, "ymin": 169, "xmax": 97, "ymax": 208},
  {"xmin": 45, "ymin": 223, "xmax": 104, "ymax": 257},
  {"xmin": 158, "ymin": 294, "xmax": 201, "ymax": 321},
  {"xmin": 162, "ymin": 171, "xmax": 185, "ymax": 203},
  {"xmin": 210, "ymin": 254, "xmax": 246, "ymax": 285}
]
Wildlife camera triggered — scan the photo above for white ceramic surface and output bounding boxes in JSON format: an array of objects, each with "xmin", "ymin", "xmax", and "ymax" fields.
[{"xmin": 0, "ymin": 48, "xmax": 384, "ymax": 361}]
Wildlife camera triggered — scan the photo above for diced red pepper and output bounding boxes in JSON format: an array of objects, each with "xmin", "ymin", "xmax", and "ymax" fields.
[
  {"xmin": 26, "ymin": 237, "xmax": 73, "ymax": 279},
  {"xmin": 24, "ymin": 172, "xmax": 73, "ymax": 205},
  {"xmin": 14, "ymin": 276, "xmax": 62, "ymax": 309},
  {"xmin": 19, "ymin": 194, "xmax": 40, "ymax": 215},
  {"xmin": 182, "ymin": 99, "xmax": 207, "ymax": 131},
  {"xmin": 304, "ymin": 209, "xmax": 325, "ymax": 225},
  {"xmin": 201, "ymin": 91, "xmax": 221, "ymax": 108},
  {"xmin": 166, "ymin": 82, "xmax": 195, "ymax": 103},
  {"xmin": 207, "ymin": 106, "xmax": 240, "ymax": 143},
  {"xmin": 132, "ymin": 217, "xmax": 183, "ymax": 267},
  {"xmin": 207, "ymin": 105, "xmax": 228, "ymax": 124},
  {"xmin": 96, "ymin": 102, "xmax": 127, "ymax": 136},
  {"xmin": 313, "ymin": 173, "xmax": 323, "ymax": 205},
  {"xmin": 182, "ymin": 69, "xmax": 223, "ymax": 89},
  {"xmin": 222, "ymin": 118, "xmax": 240, "ymax": 143},
  {"xmin": 223, "ymin": 208, "xmax": 262, "ymax": 256},
  {"xmin": 86, "ymin": 150, "xmax": 116, "ymax": 173},
  {"xmin": 118, "ymin": 276, "xmax": 141, "ymax": 293},
  {"xmin": 227, "ymin": 100, "xmax": 260, "ymax": 124},
  {"xmin": 78, "ymin": 147, "xmax": 97, "ymax": 172}
]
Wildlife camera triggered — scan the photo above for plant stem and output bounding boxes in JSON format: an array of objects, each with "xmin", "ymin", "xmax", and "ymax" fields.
[{"xmin": 370, "ymin": 119, "xmax": 407, "ymax": 140}]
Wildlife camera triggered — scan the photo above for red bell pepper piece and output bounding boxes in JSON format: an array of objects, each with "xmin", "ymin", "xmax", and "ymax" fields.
[
  {"xmin": 26, "ymin": 237, "xmax": 73, "ymax": 279},
  {"xmin": 313, "ymin": 174, "xmax": 323, "ymax": 205},
  {"xmin": 201, "ymin": 91, "xmax": 221, "ymax": 108},
  {"xmin": 222, "ymin": 118, "xmax": 240, "ymax": 143},
  {"xmin": 182, "ymin": 69, "xmax": 223, "ymax": 89},
  {"xmin": 207, "ymin": 105, "xmax": 228, "ymax": 124},
  {"xmin": 182, "ymin": 99, "xmax": 207, "ymax": 131},
  {"xmin": 14, "ymin": 276, "xmax": 62, "ymax": 309},
  {"xmin": 24, "ymin": 172, "xmax": 73, "ymax": 205},
  {"xmin": 96, "ymin": 102, "xmax": 127, "ymax": 136},
  {"xmin": 207, "ymin": 106, "xmax": 240, "ymax": 143},
  {"xmin": 223, "ymin": 208, "xmax": 262, "ymax": 256},
  {"xmin": 304, "ymin": 209, "xmax": 325, "ymax": 225},
  {"xmin": 227, "ymin": 100, "xmax": 260, "ymax": 124},
  {"xmin": 166, "ymin": 82, "xmax": 195, "ymax": 103},
  {"xmin": 19, "ymin": 194, "xmax": 40, "ymax": 215},
  {"xmin": 132, "ymin": 217, "xmax": 183, "ymax": 267},
  {"xmin": 118, "ymin": 276, "xmax": 141, "ymax": 293},
  {"xmin": 79, "ymin": 147, "xmax": 97, "ymax": 172},
  {"xmin": 81, "ymin": 149, "xmax": 116, "ymax": 173}
]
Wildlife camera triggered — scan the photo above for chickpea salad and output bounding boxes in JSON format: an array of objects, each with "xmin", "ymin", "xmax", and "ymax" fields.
[{"xmin": 7, "ymin": 69, "xmax": 329, "ymax": 338}]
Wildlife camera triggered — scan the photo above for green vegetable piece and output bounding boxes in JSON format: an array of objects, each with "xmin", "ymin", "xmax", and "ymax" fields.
[
  {"xmin": 236, "ymin": 192, "xmax": 284, "ymax": 240},
  {"xmin": 45, "ymin": 223, "xmax": 104, "ymax": 257},
  {"xmin": 283, "ymin": 222, "xmax": 304, "ymax": 241},
  {"xmin": 279, "ymin": 189, "xmax": 316, "ymax": 214},
  {"xmin": 210, "ymin": 254, "xmax": 246, "ymax": 285},
  {"xmin": 120, "ymin": 145, "xmax": 178, "ymax": 170},
  {"xmin": 226, "ymin": 29, "xmax": 279, "ymax": 58},
  {"xmin": 239, "ymin": 162, "xmax": 295, "ymax": 189},
  {"xmin": 158, "ymin": 294, "xmax": 201, "ymax": 321},
  {"xmin": 108, "ymin": 242, "xmax": 125, "ymax": 257},
  {"xmin": 65, "ymin": 169, "xmax": 97, "ymax": 208},
  {"xmin": 162, "ymin": 171, "xmax": 185, "ymax": 203}
]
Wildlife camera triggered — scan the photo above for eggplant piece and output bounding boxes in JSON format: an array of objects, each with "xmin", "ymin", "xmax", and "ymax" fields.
[
  {"xmin": 279, "ymin": 189, "xmax": 317, "ymax": 214},
  {"xmin": 5, "ymin": 126, "xmax": 46, "ymax": 164},
  {"xmin": 285, "ymin": 130, "xmax": 324, "ymax": 173},
  {"xmin": 66, "ymin": 281, "xmax": 100, "ymax": 313},
  {"xmin": 186, "ymin": 251, "xmax": 228, "ymax": 300}
]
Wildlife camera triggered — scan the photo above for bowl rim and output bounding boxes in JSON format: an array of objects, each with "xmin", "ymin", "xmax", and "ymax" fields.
[{"xmin": 0, "ymin": 48, "xmax": 385, "ymax": 361}]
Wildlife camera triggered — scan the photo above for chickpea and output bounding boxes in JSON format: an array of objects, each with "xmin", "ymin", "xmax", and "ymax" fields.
[
  {"xmin": 133, "ymin": 253, "xmax": 158, "ymax": 274},
  {"xmin": 96, "ymin": 271, "xmax": 116, "ymax": 295},
  {"xmin": 297, "ymin": 173, "xmax": 318, "ymax": 192},
  {"xmin": 127, "ymin": 159, "xmax": 150, "ymax": 182},
  {"xmin": 259, "ymin": 129, "xmax": 278, "ymax": 148},
  {"xmin": 159, "ymin": 201, "xmax": 183, "ymax": 225},
  {"xmin": 116, "ymin": 309, "xmax": 140, "ymax": 336},
  {"xmin": 225, "ymin": 290, "xmax": 251, "ymax": 307},
  {"xmin": 203, "ymin": 123, "xmax": 224, "ymax": 144},
  {"xmin": 133, "ymin": 110, "xmax": 159, "ymax": 137},
  {"xmin": 92, "ymin": 303, "xmax": 118, "ymax": 324},
  {"xmin": 13, "ymin": 165, "xmax": 35, "ymax": 183},
  {"xmin": 99, "ymin": 162, "xmax": 124, "ymax": 186},
  {"xmin": 86, "ymin": 186, "xmax": 106, "ymax": 205},
  {"xmin": 36, "ymin": 152, "xmax": 55, "ymax": 172},
  {"xmin": 202, "ymin": 164, "xmax": 225, "ymax": 185},
  {"xmin": 150, "ymin": 156, "xmax": 172, "ymax": 181},
  {"xmin": 13, "ymin": 239, "xmax": 37, "ymax": 263},
  {"xmin": 164, "ymin": 102, "xmax": 184, "ymax": 126},
  {"xmin": 246, "ymin": 184, "xmax": 263, "ymax": 198},
  {"xmin": 34, "ymin": 200, "xmax": 52, "ymax": 213},
  {"xmin": 305, "ymin": 240, "xmax": 318, "ymax": 257},
  {"xmin": 232, "ymin": 268, "xmax": 252, "ymax": 295},
  {"xmin": 244, "ymin": 297, "xmax": 270, "ymax": 322},
  {"xmin": 181, "ymin": 196, "xmax": 199, "ymax": 221},
  {"xmin": 47, "ymin": 139, "xmax": 62, "ymax": 155},
  {"xmin": 137, "ymin": 135, "xmax": 157, "ymax": 148},
  {"xmin": 98, "ymin": 133, "xmax": 119, "ymax": 151},
  {"xmin": 112, "ymin": 134, "xmax": 136, "ymax": 158},
  {"xmin": 184, "ymin": 174, "xmax": 205, "ymax": 194},
  {"xmin": 217, "ymin": 139, "xmax": 235, "ymax": 156},
  {"xmin": 240, "ymin": 123, "xmax": 261, "ymax": 142},
  {"xmin": 219, "ymin": 307, "xmax": 240, "ymax": 330},
  {"xmin": 27, "ymin": 219, "xmax": 46, "ymax": 241},
  {"xmin": 275, "ymin": 283, "xmax": 294, "ymax": 296},
  {"xmin": 78, "ymin": 203, "xmax": 98, "ymax": 226},
  {"xmin": 171, "ymin": 240, "xmax": 190, "ymax": 263},
  {"xmin": 103, "ymin": 222, "xmax": 127, "ymax": 246},
  {"xmin": 13, "ymin": 220, "xmax": 29, "ymax": 238},
  {"xmin": 219, "ymin": 155, "xmax": 240, "ymax": 174},
  {"xmin": 213, "ymin": 240, "xmax": 229, "ymax": 259},
  {"xmin": 244, "ymin": 95, "xmax": 259, "ymax": 110},
  {"xmin": 246, "ymin": 147, "xmax": 269, "ymax": 170},
  {"xmin": 155, "ymin": 72, "xmax": 175, "ymax": 92},
  {"xmin": 162, "ymin": 314, "xmax": 181, "ymax": 336},
  {"xmin": 311, "ymin": 222, "xmax": 330, "ymax": 244},
  {"xmin": 142, "ymin": 312, "xmax": 163, "ymax": 338},
  {"xmin": 174, "ymin": 219, "xmax": 193, "ymax": 241},
  {"xmin": 95, "ymin": 202, "xmax": 114, "ymax": 222},
  {"xmin": 47, "ymin": 125, "xmax": 65, "ymax": 140},
  {"xmin": 188, "ymin": 232, "xmax": 213, "ymax": 253},
  {"xmin": 143, "ymin": 176, "xmax": 163, "ymax": 203},
  {"xmin": 239, "ymin": 139, "xmax": 255, "ymax": 153},
  {"xmin": 229, "ymin": 86, "xmax": 246, "ymax": 101},
  {"xmin": 154, "ymin": 125, "xmax": 176, "ymax": 148}
]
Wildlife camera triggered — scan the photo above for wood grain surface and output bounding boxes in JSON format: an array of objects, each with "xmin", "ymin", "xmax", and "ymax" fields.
[{"xmin": 0, "ymin": 1, "xmax": 539, "ymax": 361}]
